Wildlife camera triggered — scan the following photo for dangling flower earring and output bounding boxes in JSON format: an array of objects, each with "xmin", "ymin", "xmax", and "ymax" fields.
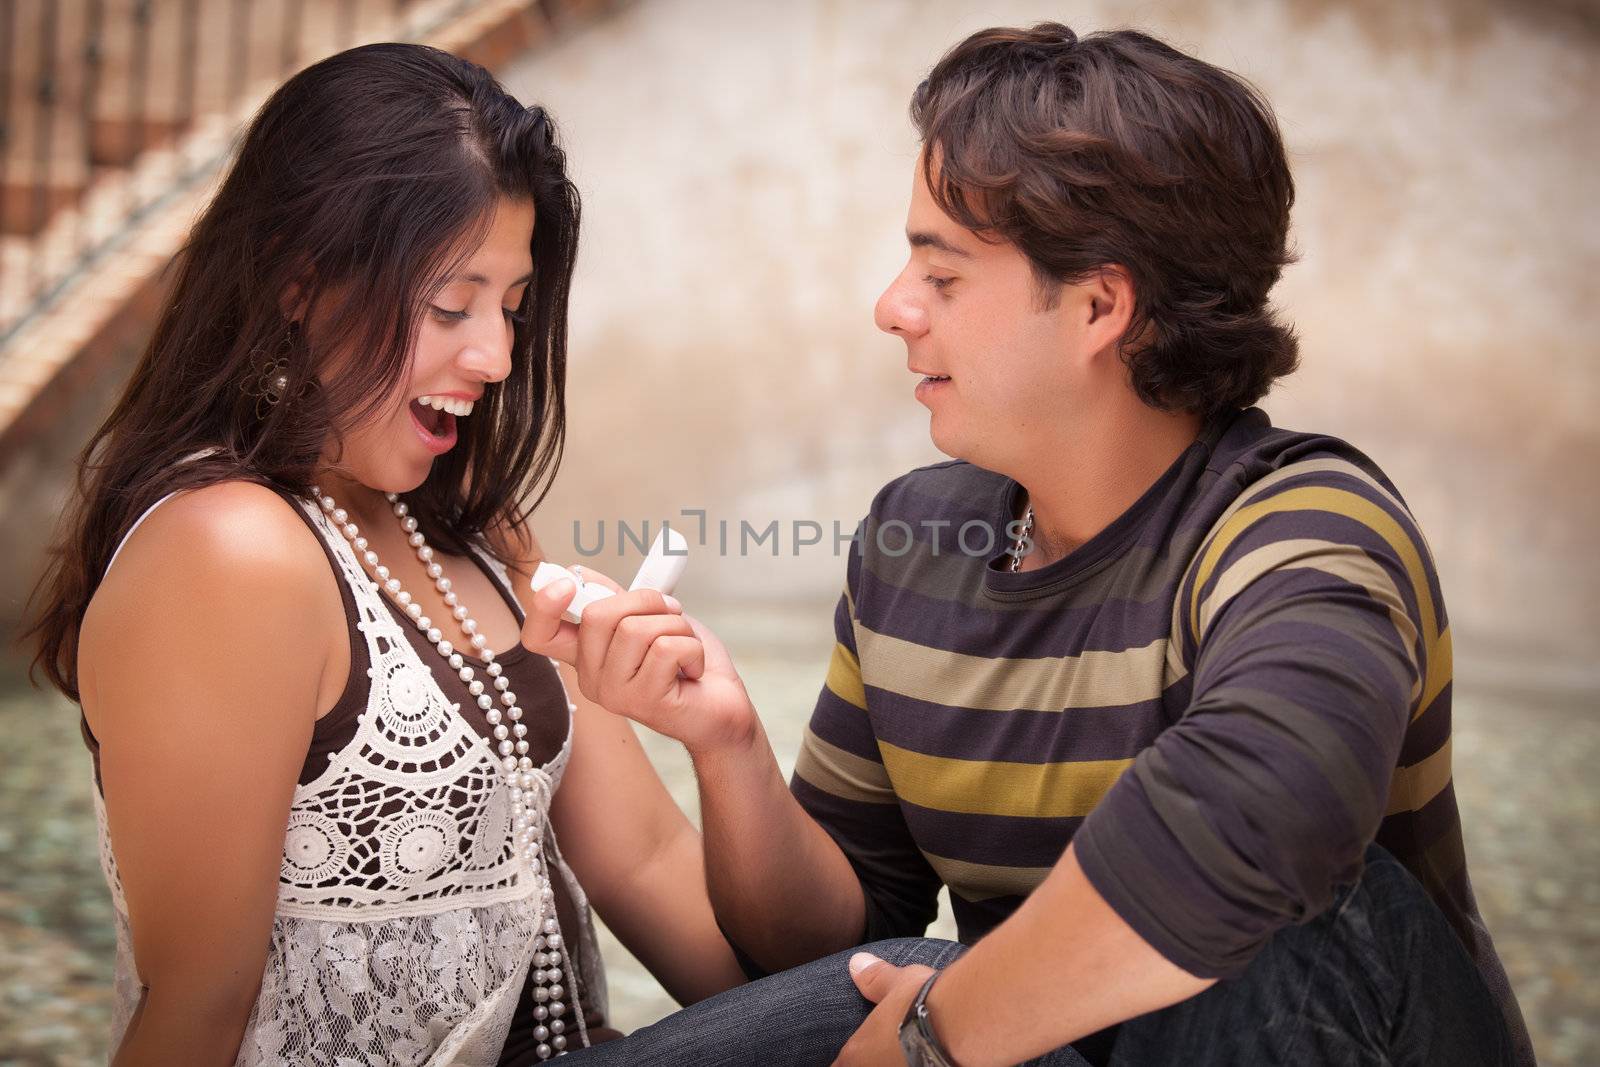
[{"xmin": 242, "ymin": 320, "xmax": 308, "ymax": 420}]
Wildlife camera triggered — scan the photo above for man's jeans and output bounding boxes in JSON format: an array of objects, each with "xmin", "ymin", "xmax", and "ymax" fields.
[{"xmin": 563, "ymin": 844, "xmax": 1514, "ymax": 1066}]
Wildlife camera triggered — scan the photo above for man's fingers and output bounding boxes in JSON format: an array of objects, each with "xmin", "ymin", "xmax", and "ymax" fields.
[
  {"xmin": 575, "ymin": 588, "xmax": 684, "ymax": 690},
  {"xmin": 677, "ymin": 635, "xmax": 706, "ymax": 681},
  {"xmin": 833, "ymin": 957, "xmax": 933, "ymax": 1067},
  {"xmin": 597, "ymin": 613, "xmax": 698, "ymax": 697},
  {"xmin": 520, "ymin": 578, "xmax": 579, "ymax": 664},
  {"xmin": 847, "ymin": 953, "xmax": 896, "ymax": 1002},
  {"xmin": 633, "ymin": 635, "xmax": 704, "ymax": 715}
]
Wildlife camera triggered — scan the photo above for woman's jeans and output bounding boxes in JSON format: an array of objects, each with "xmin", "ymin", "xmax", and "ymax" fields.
[{"xmin": 564, "ymin": 844, "xmax": 1515, "ymax": 1066}]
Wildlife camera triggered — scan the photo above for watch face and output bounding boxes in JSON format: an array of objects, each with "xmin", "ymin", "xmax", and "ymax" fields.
[
  {"xmin": 899, "ymin": 972, "xmax": 949, "ymax": 1067},
  {"xmin": 902, "ymin": 1017, "xmax": 947, "ymax": 1067},
  {"xmin": 898, "ymin": 1024, "xmax": 937, "ymax": 1066}
]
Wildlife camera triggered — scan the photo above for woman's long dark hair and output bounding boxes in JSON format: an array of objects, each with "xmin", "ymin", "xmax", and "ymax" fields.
[{"xmin": 20, "ymin": 42, "xmax": 580, "ymax": 701}]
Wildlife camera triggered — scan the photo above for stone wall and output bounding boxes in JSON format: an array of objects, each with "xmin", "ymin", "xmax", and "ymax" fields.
[
  {"xmin": 501, "ymin": 0, "xmax": 1600, "ymax": 681},
  {"xmin": 5, "ymin": 0, "xmax": 1596, "ymax": 683}
]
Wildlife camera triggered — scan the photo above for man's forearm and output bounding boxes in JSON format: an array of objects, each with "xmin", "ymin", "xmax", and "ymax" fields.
[
  {"xmin": 926, "ymin": 843, "xmax": 1212, "ymax": 1067},
  {"xmin": 691, "ymin": 716, "xmax": 868, "ymax": 972}
]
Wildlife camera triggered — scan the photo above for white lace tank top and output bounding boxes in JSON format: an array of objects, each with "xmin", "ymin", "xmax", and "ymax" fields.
[{"xmin": 89, "ymin": 456, "xmax": 607, "ymax": 1064}]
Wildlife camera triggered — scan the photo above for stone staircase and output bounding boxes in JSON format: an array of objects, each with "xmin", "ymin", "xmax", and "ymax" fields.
[
  {"xmin": 0, "ymin": 0, "xmax": 617, "ymax": 465},
  {"xmin": 0, "ymin": 0, "xmax": 621, "ymax": 637}
]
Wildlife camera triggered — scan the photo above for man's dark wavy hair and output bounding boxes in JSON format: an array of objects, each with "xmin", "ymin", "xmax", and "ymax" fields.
[{"xmin": 911, "ymin": 22, "xmax": 1300, "ymax": 419}]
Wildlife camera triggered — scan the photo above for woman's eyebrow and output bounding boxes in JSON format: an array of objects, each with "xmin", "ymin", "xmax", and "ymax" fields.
[{"xmin": 446, "ymin": 270, "xmax": 535, "ymax": 286}]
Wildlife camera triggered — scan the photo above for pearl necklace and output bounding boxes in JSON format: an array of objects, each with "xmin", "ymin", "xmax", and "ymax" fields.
[{"xmin": 310, "ymin": 485, "xmax": 574, "ymax": 1060}]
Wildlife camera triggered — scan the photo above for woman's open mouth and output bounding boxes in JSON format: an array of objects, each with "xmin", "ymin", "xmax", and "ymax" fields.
[{"xmin": 408, "ymin": 395, "xmax": 464, "ymax": 455}]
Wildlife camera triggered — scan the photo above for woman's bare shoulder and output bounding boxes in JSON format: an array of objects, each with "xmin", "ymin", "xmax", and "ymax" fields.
[
  {"xmin": 92, "ymin": 479, "xmax": 326, "ymax": 598},
  {"xmin": 81, "ymin": 480, "xmax": 338, "ymax": 713}
]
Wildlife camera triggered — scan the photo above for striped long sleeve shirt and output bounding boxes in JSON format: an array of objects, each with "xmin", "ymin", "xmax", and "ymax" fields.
[{"xmin": 790, "ymin": 405, "xmax": 1530, "ymax": 1063}]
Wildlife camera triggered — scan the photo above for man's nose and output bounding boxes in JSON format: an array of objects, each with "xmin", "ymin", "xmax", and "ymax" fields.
[{"xmin": 874, "ymin": 272, "xmax": 929, "ymax": 339}]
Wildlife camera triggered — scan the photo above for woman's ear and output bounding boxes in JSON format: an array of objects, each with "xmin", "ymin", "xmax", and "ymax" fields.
[
  {"xmin": 278, "ymin": 285, "xmax": 306, "ymax": 324},
  {"xmin": 277, "ymin": 263, "xmax": 316, "ymax": 324}
]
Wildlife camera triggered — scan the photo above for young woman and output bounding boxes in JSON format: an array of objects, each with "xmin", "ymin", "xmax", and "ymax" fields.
[{"xmin": 21, "ymin": 43, "xmax": 743, "ymax": 1065}]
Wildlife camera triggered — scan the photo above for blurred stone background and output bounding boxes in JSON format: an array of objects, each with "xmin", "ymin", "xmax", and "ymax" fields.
[{"xmin": 2, "ymin": 0, "xmax": 1595, "ymax": 1063}]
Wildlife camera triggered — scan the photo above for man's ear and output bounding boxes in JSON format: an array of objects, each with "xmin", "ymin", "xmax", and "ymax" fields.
[
  {"xmin": 1083, "ymin": 264, "xmax": 1138, "ymax": 355},
  {"xmin": 1086, "ymin": 265, "xmax": 1134, "ymax": 325}
]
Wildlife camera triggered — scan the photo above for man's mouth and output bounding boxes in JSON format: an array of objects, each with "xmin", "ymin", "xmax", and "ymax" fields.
[{"xmin": 913, "ymin": 372, "xmax": 952, "ymax": 404}]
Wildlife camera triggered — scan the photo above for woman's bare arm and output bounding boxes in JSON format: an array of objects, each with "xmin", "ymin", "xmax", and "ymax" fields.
[
  {"xmin": 550, "ymin": 671, "xmax": 747, "ymax": 1003},
  {"xmin": 81, "ymin": 482, "xmax": 336, "ymax": 1065},
  {"xmin": 488, "ymin": 527, "xmax": 746, "ymax": 1004}
]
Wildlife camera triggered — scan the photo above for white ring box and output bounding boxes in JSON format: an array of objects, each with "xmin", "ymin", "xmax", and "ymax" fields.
[{"xmin": 530, "ymin": 527, "xmax": 689, "ymax": 623}]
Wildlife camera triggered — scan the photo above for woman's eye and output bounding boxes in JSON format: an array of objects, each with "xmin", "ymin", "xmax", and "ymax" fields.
[
  {"xmin": 924, "ymin": 274, "xmax": 955, "ymax": 292},
  {"xmin": 430, "ymin": 303, "xmax": 529, "ymax": 326}
]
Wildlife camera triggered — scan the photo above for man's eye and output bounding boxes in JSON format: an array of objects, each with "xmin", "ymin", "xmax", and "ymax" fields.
[{"xmin": 924, "ymin": 274, "xmax": 954, "ymax": 291}]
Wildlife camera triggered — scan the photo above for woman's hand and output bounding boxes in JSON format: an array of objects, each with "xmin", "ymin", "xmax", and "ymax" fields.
[{"xmin": 520, "ymin": 567, "xmax": 758, "ymax": 757}]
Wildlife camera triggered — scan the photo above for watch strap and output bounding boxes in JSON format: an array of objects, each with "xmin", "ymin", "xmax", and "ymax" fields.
[{"xmin": 898, "ymin": 970, "xmax": 959, "ymax": 1067}]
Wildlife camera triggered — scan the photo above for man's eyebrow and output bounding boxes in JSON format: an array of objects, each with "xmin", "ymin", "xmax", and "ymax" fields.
[
  {"xmin": 446, "ymin": 270, "xmax": 535, "ymax": 287},
  {"xmin": 906, "ymin": 231, "xmax": 973, "ymax": 258}
]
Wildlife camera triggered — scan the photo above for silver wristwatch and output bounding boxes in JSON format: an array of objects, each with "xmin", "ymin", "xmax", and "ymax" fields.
[{"xmin": 898, "ymin": 971, "xmax": 960, "ymax": 1067}]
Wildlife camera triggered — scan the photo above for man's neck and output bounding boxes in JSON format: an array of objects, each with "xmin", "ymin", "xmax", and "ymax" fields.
[{"xmin": 1011, "ymin": 404, "xmax": 1205, "ymax": 569}]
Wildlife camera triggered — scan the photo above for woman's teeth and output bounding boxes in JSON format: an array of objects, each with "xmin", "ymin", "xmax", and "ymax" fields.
[{"xmin": 415, "ymin": 394, "xmax": 473, "ymax": 417}]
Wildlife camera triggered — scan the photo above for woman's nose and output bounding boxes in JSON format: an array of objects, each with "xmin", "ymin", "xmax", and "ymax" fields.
[{"xmin": 459, "ymin": 325, "xmax": 514, "ymax": 384}]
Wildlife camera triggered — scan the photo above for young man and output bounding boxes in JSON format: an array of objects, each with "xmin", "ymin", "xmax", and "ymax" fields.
[{"xmin": 527, "ymin": 23, "xmax": 1530, "ymax": 1067}]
